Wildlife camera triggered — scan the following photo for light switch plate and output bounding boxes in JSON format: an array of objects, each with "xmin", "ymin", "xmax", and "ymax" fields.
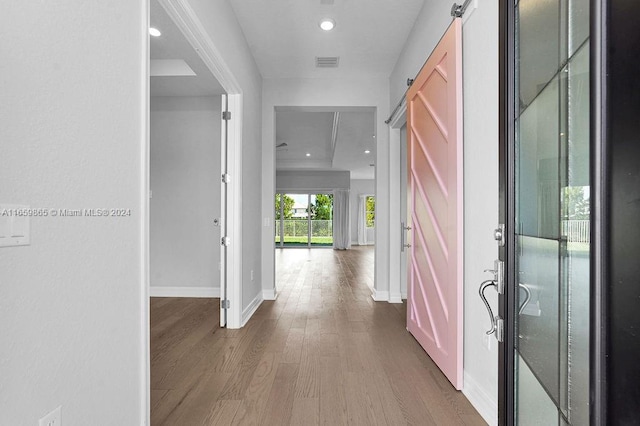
[
  {"xmin": 39, "ymin": 405, "xmax": 61, "ymax": 426},
  {"xmin": 0, "ymin": 205, "xmax": 31, "ymax": 247}
]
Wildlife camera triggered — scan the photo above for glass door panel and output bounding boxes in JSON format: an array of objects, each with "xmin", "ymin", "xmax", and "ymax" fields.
[
  {"xmin": 517, "ymin": 236, "xmax": 560, "ymax": 405},
  {"xmin": 513, "ymin": 0, "xmax": 590, "ymax": 424},
  {"xmin": 516, "ymin": 75, "xmax": 560, "ymax": 239},
  {"xmin": 310, "ymin": 194, "xmax": 333, "ymax": 247},
  {"xmin": 518, "ymin": 0, "xmax": 561, "ymax": 109},
  {"xmin": 283, "ymin": 193, "xmax": 309, "ymax": 247}
]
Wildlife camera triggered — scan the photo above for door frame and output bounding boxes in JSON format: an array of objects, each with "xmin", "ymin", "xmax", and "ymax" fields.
[
  {"xmin": 590, "ymin": 0, "xmax": 606, "ymax": 422},
  {"xmin": 497, "ymin": 0, "xmax": 516, "ymax": 422},
  {"xmin": 144, "ymin": 0, "xmax": 244, "ymax": 421},
  {"xmin": 387, "ymin": 99, "xmax": 407, "ymax": 304}
]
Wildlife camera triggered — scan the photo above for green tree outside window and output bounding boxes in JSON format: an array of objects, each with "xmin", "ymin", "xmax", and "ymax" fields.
[
  {"xmin": 366, "ymin": 196, "xmax": 375, "ymax": 228},
  {"xmin": 275, "ymin": 193, "xmax": 295, "ymax": 219}
]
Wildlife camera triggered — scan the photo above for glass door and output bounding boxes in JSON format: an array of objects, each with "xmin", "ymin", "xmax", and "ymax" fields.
[
  {"xmin": 275, "ymin": 193, "xmax": 334, "ymax": 248},
  {"xmin": 309, "ymin": 194, "xmax": 333, "ymax": 247},
  {"xmin": 500, "ymin": 0, "xmax": 591, "ymax": 424}
]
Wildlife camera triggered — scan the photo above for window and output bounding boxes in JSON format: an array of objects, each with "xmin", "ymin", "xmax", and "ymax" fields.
[{"xmin": 366, "ymin": 196, "xmax": 375, "ymax": 228}]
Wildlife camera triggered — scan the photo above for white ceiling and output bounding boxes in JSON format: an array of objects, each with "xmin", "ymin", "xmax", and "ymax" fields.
[
  {"xmin": 150, "ymin": 0, "xmax": 422, "ymax": 179},
  {"xmin": 150, "ymin": 0, "xmax": 225, "ymax": 97},
  {"xmin": 229, "ymin": 0, "xmax": 425, "ymax": 79},
  {"xmin": 276, "ymin": 107, "xmax": 376, "ymax": 179}
]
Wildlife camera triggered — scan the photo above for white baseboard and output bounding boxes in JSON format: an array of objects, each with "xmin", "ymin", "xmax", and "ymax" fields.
[
  {"xmin": 401, "ymin": 290, "xmax": 407, "ymax": 299},
  {"xmin": 389, "ymin": 292, "xmax": 403, "ymax": 304},
  {"xmin": 242, "ymin": 292, "xmax": 264, "ymax": 327},
  {"xmin": 371, "ymin": 289, "xmax": 389, "ymax": 302},
  {"xmin": 463, "ymin": 371, "xmax": 498, "ymax": 426},
  {"xmin": 150, "ymin": 286, "xmax": 220, "ymax": 298},
  {"xmin": 262, "ymin": 288, "xmax": 277, "ymax": 300}
]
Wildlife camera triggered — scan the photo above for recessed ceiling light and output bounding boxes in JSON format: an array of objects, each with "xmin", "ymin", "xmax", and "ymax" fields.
[
  {"xmin": 319, "ymin": 19, "xmax": 335, "ymax": 31},
  {"xmin": 306, "ymin": 153, "xmax": 311, "ymax": 157},
  {"xmin": 149, "ymin": 27, "xmax": 161, "ymax": 37},
  {"xmin": 364, "ymin": 150, "xmax": 371, "ymax": 154},
  {"xmin": 372, "ymin": 135, "xmax": 376, "ymax": 138}
]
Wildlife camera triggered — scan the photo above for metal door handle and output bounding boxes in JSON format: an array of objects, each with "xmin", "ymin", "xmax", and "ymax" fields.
[
  {"xmin": 518, "ymin": 283, "xmax": 532, "ymax": 315},
  {"xmin": 479, "ymin": 280, "xmax": 498, "ymax": 335}
]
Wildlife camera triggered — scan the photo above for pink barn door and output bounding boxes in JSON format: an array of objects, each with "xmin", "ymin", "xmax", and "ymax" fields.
[{"xmin": 406, "ymin": 19, "xmax": 463, "ymax": 390}]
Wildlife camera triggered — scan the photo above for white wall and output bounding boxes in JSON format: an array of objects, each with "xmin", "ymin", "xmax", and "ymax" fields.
[
  {"xmin": 187, "ymin": 0, "xmax": 264, "ymax": 311},
  {"xmin": 262, "ymin": 78, "xmax": 390, "ymax": 299},
  {"xmin": 150, "ymin": 96, "xmax": 221, "ymax": 296},
  {"xmin": 350, "ymin": 179, "xmax": 375, "ymax": 244},
  {"xmin": 389, "ymin": 2, "xmax": 500, "ymax": 424},
  {"xmin": 276, "ymin": 170, "xmax": 350, "ymax": 192},
  {"xmin": 0, "ymin": 1, "xmax": 146, "ymax": 424}
]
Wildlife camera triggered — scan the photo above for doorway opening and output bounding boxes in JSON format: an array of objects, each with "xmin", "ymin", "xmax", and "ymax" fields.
[
  {"xmin": 273, "ymin": 106, "xmax": 377, "ymax": 290},
  {"xmin": 146, "ymin": 0, "xmax": 244, "ymax": 422},
  {"xmin": 148, "ymin": 0, "xmax": 227, "ymax": 309}
]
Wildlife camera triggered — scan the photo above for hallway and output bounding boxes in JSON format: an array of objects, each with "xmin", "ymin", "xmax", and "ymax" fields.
[{"xmin": 151, "ymin": 247, "xmax": 485, "ymax": 425}]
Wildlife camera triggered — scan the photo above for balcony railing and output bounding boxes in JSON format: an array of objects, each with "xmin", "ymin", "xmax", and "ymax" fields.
[
  {"xmin": 561, "ymin": 219, "xmax": 590, "ymax": 243},
  {"xmin": 275, "ymin": 219, "xmax": 333, "ymax": 245}
]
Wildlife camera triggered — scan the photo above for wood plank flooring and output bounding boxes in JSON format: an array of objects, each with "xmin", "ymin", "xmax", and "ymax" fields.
[{"xmin": 151, "ymin": 247, "xmax": 486, "ymax": 425}]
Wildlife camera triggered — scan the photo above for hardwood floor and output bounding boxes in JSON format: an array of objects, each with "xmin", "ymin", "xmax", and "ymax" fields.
[{"xmin": 151, "ymin": 246, "xmax": 486, "ymax": 425}]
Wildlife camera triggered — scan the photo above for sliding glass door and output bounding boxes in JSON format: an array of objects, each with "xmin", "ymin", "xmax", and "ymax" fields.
[{"xmin": 275, "ymin": 193, "xmax": 333, "ymax": 248}]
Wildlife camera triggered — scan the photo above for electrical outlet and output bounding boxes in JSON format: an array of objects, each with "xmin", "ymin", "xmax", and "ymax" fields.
[
  {"xmin": 39, "ymin": 406, "xmax": 61, "ymax": 426},
  {"xmin": 482, "ymin": 333, "xmax": 492, "ymax": 351},
  {"xmin": 250, "ymin": 270, "xmax": 254, "ymax": 281}
]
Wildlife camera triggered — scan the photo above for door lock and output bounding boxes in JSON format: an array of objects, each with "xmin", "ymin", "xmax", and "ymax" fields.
[
  {"xmin": 494, "ymin": 224, "xmax": 505, "ymax": 247},
  {"xmin": 483, "ymin": 259, "xmax": 504, "ymax": 294}
]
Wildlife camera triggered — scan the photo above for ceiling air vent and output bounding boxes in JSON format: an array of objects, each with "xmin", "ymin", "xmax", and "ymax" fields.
[{"xmin": 316, "ymin": 56, "xmax": 339, "ymax": 68}]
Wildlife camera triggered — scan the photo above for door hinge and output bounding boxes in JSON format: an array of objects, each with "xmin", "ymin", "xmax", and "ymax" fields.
[
  {"xmin": 222, "ymin": 173, "xmax": 231, "ymax": 184},
  {"xmin": 222, "ymin": 111, "xmax": 231, "ymax": 121},
  {"xmin": 221, "ymin": 236, "xmax": 230, "ymax": 246},
  {"xmin": 221, "ymin": 299, "xmax": 230, "ymax": 309},
  {"xmin": 495, "ymin": 317, "xmax": 504, "ymax": 342}
]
